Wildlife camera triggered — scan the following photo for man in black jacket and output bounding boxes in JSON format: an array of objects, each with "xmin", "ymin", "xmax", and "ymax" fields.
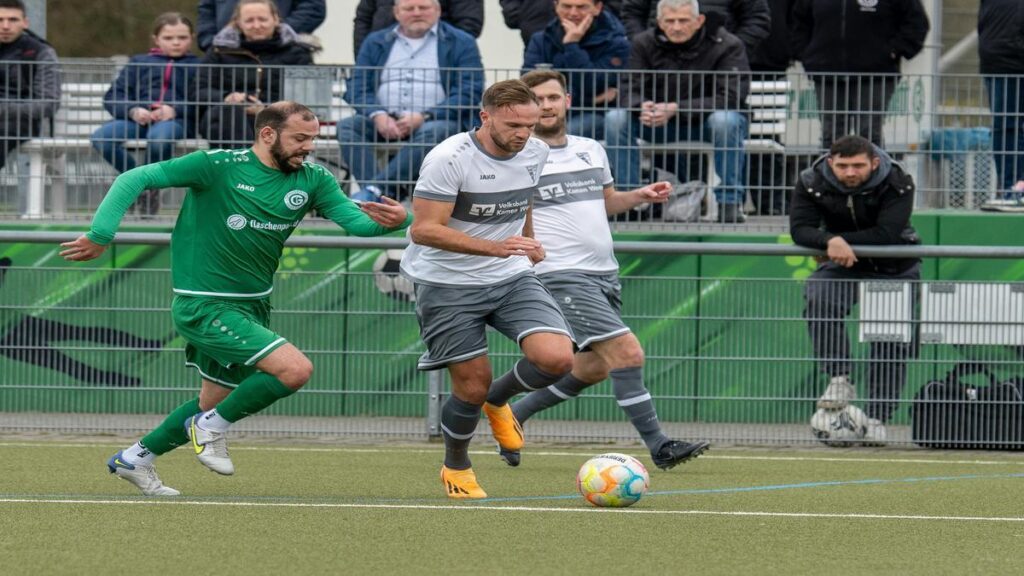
[
  {"xmin": 605, "ymin": 0, "xmax": 750, "ymax": 222},
  {"xmin": 791, "ymin": 0, "xmax": 929, "ymax": 150},
  {"xmin": 978, "ymin": 0, "xmax": 1024, "ymax": 208},
  {"xmin": 0, "ymin": 0, "xmax": 59, "ymax": 171},
  {"xmin": 354, "ymin": 0, "xmax": 483, "ymax": 55},
  {"xmin": 790, "ymin": 135, "xmax": 921, "ymax": 446},
  {"xmin": 619, "ymin": 0, "xmax": 770, "ymax": 58},
  {"xmin": 500, "ymin": 0, "xmax": 622, "ymax": 46}
]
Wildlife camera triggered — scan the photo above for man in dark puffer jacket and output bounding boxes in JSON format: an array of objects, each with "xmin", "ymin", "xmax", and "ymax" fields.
[{"xmin": 619, "ymin": 0, "xmax": 769, "ymax": 58}]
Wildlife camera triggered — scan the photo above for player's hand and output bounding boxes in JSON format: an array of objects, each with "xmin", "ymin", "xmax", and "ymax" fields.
[
  {"xmin": 359, "ymin": 195, "xmax": 408, "ymax": 228},
  {"xmin": 826, "ymin": 236, "xmax": 858, "ymax": 268},
  {"xmin": 527, "ymin": 245, "xmax": 546, "ymax": 265},
  {"xmin": 493, "ymin": 235, "xmax": 542, "ymax": 258},
  {"xmin": 59, "ymin": 235, "xmax": 107, "ymax": 262},
  {"xmin": 636, "ymin": 181, "xmax": 672, "ymax": 204}
]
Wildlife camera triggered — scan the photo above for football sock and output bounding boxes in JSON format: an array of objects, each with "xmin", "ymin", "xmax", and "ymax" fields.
[
  {"xmin": 486, "ymin": 358, "xmax": 567, "ymax": 407},
  {"xmin": 441, "ymin": 395, "xmax": 481, "ymax": 469},
  {"xmin": 511, "ymin": 373, "xmax": 592, "ymax": 424},
  {"xmin": 611, "ymin": 367, "xmax": 669, "ymax": 453},
  {"xmin": 120, "ymin": 441, "xmax": 156, "ymax": 466},
  {"xmin": 139, "ymin": 397, "xmax": 202, "ymax": 455},
  {"xmin": 195, "ymin": 409, "xmax": 232, "ymax": 433},
  {"xmin": 214, "ymin": 372, "xmax": 295, "ymax": 424}
]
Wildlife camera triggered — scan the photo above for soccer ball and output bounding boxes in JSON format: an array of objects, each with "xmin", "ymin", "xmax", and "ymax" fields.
[
  {"xmin": 811, "ymin": 405, "xmax": 869, "ymax": 447},
  {"xmin": 576, "ymin": 453, "xmax": 650, "ymax": 508},
  {"xmin": 372, "ymin": 249, "xmax": 415, "ymax": 302}
]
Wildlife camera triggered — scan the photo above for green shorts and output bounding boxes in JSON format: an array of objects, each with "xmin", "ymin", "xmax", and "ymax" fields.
[{"xmin": 172, "ymin": 295, "xmax": 288, "ymax": 388}]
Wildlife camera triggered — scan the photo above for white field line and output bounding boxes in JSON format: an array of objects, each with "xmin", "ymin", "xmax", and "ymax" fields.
[
  {"xmin": 0, "ymin": 497, "xmax": 1021, "ymax": 523},
  {"xmin": 0, "ymin": 442, "xmax": 1022, "ymax": 467}
]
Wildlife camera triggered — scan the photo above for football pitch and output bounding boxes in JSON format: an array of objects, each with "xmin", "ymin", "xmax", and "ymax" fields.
[{"xmin": 1, "ymin": 440, "xmax": 1022, "ymax": 575}]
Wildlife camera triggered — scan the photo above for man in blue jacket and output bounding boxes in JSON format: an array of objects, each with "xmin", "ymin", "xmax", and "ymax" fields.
[
  {"xmin": 339, "ymin": 0, "xmax": 484, "ymax": 202},
  {"xmin": 522, "ymin": 0, "xmax": 630, "ymax": 140}
]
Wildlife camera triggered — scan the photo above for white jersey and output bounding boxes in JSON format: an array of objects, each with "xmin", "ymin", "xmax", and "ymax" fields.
[
  {"xmin": 531, "ymin": 135, "xmax": 617, "ymax": 275},
  {"xmin": 401, "ymin": 130, "xmax": 549, "ymax": 287}
]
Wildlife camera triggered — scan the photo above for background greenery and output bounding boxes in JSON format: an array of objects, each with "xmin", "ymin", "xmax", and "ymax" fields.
[{"xmin": 49, "ymin": 0, "xmax": 199, "ymax": 57}]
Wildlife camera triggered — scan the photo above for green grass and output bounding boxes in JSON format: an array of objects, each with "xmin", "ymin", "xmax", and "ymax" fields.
[{"xmin": 1, "ymin": 440, "xmax": 1023, "ymax": 575}]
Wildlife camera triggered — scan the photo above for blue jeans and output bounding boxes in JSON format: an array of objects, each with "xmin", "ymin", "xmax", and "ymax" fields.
[
  {"xmin": 984, "ymin": 76, "xmax": 1024, "ymax": 197},
  {"xmin": 91, "ymin": 119, "xmax": 188, "ymax": 173},
  {"xmin": 338, "ymin": 115, "xmax": 460, "ymax": 199},
  {"xmin": 605, "ymin": 108, "xmax": 748, "ymax": 204},
  {"xmin": 567, "ymin": 110, "xmax": 605, "ymax": 141}
]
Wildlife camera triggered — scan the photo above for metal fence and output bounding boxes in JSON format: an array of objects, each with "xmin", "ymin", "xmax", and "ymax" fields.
[
  {"xmin": 0, "ymin": 59, "xmax": 1021, "ymax": 228},
  {"xmin": 1, "ymin": 233, "xmax": 1022, "ymax": 450}
]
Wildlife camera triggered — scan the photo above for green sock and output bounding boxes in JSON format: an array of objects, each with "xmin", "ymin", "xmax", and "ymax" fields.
[
  {"xmin": 214, "ymin": 372, "xmax": 296, "ymax": 423},
  {"xmin": 140, "ymin": 397, "xmax": 202, "ymax": 455}
]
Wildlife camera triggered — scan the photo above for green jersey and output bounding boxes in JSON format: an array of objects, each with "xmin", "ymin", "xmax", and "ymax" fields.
[{"xmin": 87, "ymin": 149, "xmax": 411, "ymax": 299}]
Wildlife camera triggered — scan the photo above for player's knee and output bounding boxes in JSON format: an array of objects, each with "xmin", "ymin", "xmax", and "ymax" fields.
[
  {"xmin": 279, "ymin": 358, "xmax": 313, "ymax": 390},
  {"xmin": 613, "ymin": 345, "xmax": 645, "ymax": 369},
  {"xmin": 533, "ymin": 353, "xmax": 574, "ymax": 379}
]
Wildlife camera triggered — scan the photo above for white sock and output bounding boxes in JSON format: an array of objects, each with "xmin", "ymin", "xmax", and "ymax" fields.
[
  {"xmin": 196, "ymin": 409, "xmax": 232, "ymax": 433},
  {"xmin": 121, "ymin": 442, "xmax": 156, "ymax": 466}
]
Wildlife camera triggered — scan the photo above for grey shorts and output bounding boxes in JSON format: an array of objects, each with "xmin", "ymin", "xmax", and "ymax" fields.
[
  {"xmin": 414, "ymin": 273, "xmax": 573, "ymax": 370},
  {"xmin": 541, "ymin": 271, "xmax": 631, "ymax": 351}
]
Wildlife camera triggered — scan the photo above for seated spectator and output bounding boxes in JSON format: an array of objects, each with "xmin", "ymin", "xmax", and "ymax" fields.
[
  {"xmin": 354, "ymin": 0, "xmax": 483, "ymax": 55},
  {"xmin": 339, "ymin": 0, "xmax": 483, "ymax": 202},
  {"xmin": 91, "ymin": 13, "xmax": 199, "ymax": 217},
  {"xmin": 500, "ymin": 0, "xmax": 622, "ymax": 46},
  {"xmin": 196, "ymin": 0, "xmax": 318, "ymax": 148},
  {"xmin": 196, "ymin": 0, "xmax": 325, "ymax": 52},
  {"xmin": 0, "ymin": 0, "xmax": 59, "ymax": 172},
  {"xmin": 521, "ymin": 0, "xmax": 630, "ymax": 140},
  {"xmin": 605, "ymin": 0, "xmax": 749, "ymax": 223},
  {"xmin": 619, "ymin": 0, "xmax": 770, "ymax": 57}
]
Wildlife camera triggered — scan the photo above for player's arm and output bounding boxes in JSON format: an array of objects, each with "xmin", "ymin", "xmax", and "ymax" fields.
[
  {"xmin": 603, "ymin": 181, "xmax": 672, "ymax": 216},
  {"xmin": 314, "ymin": 174, "xmax": 410, "ymax": 235},
  {"xmin": 410, "ymin": 197, "xmax": 540, "ymax": 258},
  {"xmin": 522, "ymin": 203, "xmax": 546, "ymax": 264}
]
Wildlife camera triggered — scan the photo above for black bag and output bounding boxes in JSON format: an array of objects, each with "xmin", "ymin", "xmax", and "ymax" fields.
[{"xmin": 911, "ymin": 363, "xmax": 1024, "ymax": 450}]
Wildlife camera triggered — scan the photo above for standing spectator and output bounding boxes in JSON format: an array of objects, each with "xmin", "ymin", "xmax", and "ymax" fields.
[
  {"xmin": 0, "ymin": 0, "xmax": 59, "ymax": 172},
  {"xmin": 500, "ymin": 0, "xmax": 622, "ymax": 46},
  {"xmin": 978, "ymin": 0, "xmax": 1024, "ymax": 206},
  {"xmin": 354, "ymin": 0, "xmax": 483, "ymax": 55},
  {"xmin": 196, "ymin": 0, "xmax": 325, "ymax": 51},
  {"xmin": 340, "ymin": 0, "xmax": 484, "ymax": 202},
  {"xmin": 790, "ymin": 135, "xmax": 921, "ymax": 447},
  {"xmin": 196, "ymin": 0, "xmax": 318, "ymax": 148},
  {"xmin": 522, "ymin": 0, "xmax": 630, "ymax": 140},
  {"xmin": 91, "ymin": 13, "xmax": 199, "ymax": 217},
  {"xmin": 605, "ymin": 0, "xmax": 750, "ymax": 223},
  {"xmin": 791, "ymin": 0, "xmax": 929, "ymax": 150},
  {"xmin": 619, "ymin": 0, "xmax": 770, "ymax": 58}
]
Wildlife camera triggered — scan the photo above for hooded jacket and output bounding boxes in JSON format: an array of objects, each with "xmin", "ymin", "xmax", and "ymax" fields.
[
  {"xmin": 619, "ymin": 12, "xmax": 749, "ymax": 119},
  {"xmin": 0, "ymin": 28, "xmax": 60, "ymax": 126},
  {"xmin": 978, "ymin": 0, "xmax": 1024, "ymax": 75},
  {"xmin": 196, "ymin": 23, "xmax": 316, "ymax": 106},
  {"xmin": 103, "ymin": 50, "xmax": 200, "ymax": 123},
  {"xmin": 790, "ymin": 146, "xmax": 920, "ymax": 274},
  {"xmin": 522, "ymin": 10, "xmax": 631, "ymax": 107}
]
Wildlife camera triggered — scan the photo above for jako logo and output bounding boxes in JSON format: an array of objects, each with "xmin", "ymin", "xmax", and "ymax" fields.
[
  {"xmin": 284, "ymin": 190, "xmax": 308, "ymax": 210},
  {"xmin": 468, "ymin": 204, "xmax": 496, "ymax": 216},
  {"xmin": 479, "ymin": 174, "xmax": 496, "ymax": 180},
  {"xmin": 226, "ymin": 214, "xmax": 247, "ymax": 230},
  {"xmin": 235, "ymin": 182, "xmax": 255, "ymax": 192}
]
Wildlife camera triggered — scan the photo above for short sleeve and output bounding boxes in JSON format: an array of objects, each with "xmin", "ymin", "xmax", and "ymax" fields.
[{"xmin": 413, "ymin": 148, "xmax": 463, "ymax": 203}]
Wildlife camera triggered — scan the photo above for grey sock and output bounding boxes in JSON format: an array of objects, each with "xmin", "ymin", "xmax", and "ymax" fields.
[
  {"xmin": 486, "ymin": 358, "xmax": 566, "ymax": 407},
  {"xmin": 511, "ymin": 373, "xmax": 593, "ymax": 424},
  {"xmin": 441, "ymin": 395, "xmax": 481, "ymax": 469},
  {"xmin": 612, "ymin": 366, "xmax": 669, "ymax": 453}
]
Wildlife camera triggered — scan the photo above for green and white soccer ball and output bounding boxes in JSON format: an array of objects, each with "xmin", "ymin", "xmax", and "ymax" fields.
[
  {"xmin": 811, "ymin": 405, "xmax": 869, "ymax": 447},
  {"xmin": 372, "ymin": 249, "xmax": 415, "ymax": 302},
  {"xmin": 576, "ymin": 453, "xmax": 650, "ymax": 507}
]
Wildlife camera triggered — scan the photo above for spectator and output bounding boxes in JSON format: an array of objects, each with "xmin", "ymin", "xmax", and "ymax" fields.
[
  {"xmin": 605, "ymin": 0, "xmax": 750, "ymax": 223},
  {"xmin": 522, "ymin": 0, "xmax": 630, "ymax": 140},
  {"xmin": 978, "ymin": 0, "xmax": 1024, "ymax": 207},
  {"xmin": 354, "ymin": 0, "xmax": 483, "ymax": 55},
  {"xmin": 619, "ymin": 0, "xmax": 770, "ymax": 58},
  {"xmin": 791, "ymin": 0, "xmax": 929, "ymax": 150},
  {"xmin": 340, "ymin": 0, "xmax": 483, "ymax": 202},
  {"xmin": 500, "ymin": 0, "xmax": 622, "ymax": 46},
  {"xmin": 196, "ymin": 0, "xmax": 318, "ymax": 148},
  {"xmin": 91, "ymin": 13, "xmax": 199, "ymax": 217},
  {"xmin": 747, "ymin": 0, "xmax": 793, "ymax": 216},
  {"xmin": 0, "ymin": 0, "xmax": 59, "ymax": 172},
  {"xmin": 790, "ymin": 135, "xmax": 921, "ymax": 447},
  {"xmin": 196, "ymin": 0, "xmax": 325, "ymax": 52}
]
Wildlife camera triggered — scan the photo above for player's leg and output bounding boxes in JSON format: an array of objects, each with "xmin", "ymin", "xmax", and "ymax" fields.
[
  {"xmin": 511, "ymin": 350, "xmax": 608, "ymax": 425},
  {"xmin": 439, "ymin": 356, "xmax": 491, "ymax": 499}
]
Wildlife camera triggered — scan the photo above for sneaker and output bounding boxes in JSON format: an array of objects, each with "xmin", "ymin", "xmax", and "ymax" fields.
[
  {"xmin": 185, "ymin": 415, "xmax": 235, "ymax": 475},
  {"xmin": 718, "ymin": 203, "xmax": 747, "ymax": 223},
  {"xmin": 817, "ymin": 375, "xmax": 856, "ymax": 410},
  {"xmin": 498, "ymin": 446, "xmax": 521, "ymax": 467},
  {"xmin": 861, "ymin": 418, "xmax": 888, "ymax": 447},
  {"xmin": 441, "ymin": 465, "xmax": 487, "ymax": 499},
  {"xmin": 652, "ymin": 440, "xmax": 710, "ymax": 470},
  {"xmin": 483, "ymin": 402, "xmax": 524, "ymax": 452},
  {"xmin": 106, "ymin": 451, "xmax": 180, "ymax": 496},
  {"xmin": 351, "ymin": 185, "xmax": 382, "ymax": 203}
]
